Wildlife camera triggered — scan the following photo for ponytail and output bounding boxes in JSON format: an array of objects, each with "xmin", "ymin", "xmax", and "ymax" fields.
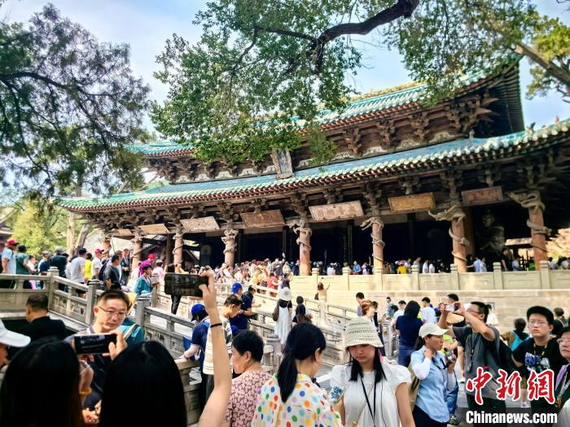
[
  {"xmin": 277, "ymin": 353, "xmax": 298, "ymax": 402},
  {"xmin": 276, "ymin": 323, "xmax": 326, "ymax": 403}
]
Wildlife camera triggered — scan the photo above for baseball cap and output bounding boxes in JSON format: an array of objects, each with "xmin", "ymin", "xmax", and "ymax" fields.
[
  {"xmin": 94, "ymin": 248, "xmax": 102, "ymax": 254},
  {"xmin": 148, "ymin": 254, "xmax": 156, "ymax": 260},
  {"xmin": 419, "ymin": 323, "xmax": 448, "ymax": 338},
  {"xmin": 0, "ymin": 319, "xmax": 31, "ymax": 347},
  {"xmin": 6, "ymin": 239, "xmax": 18, "ymax": 246},
  {"xmin": 278, "ymin": 287, "xmax": 292, "ymax": 302},
  {"xmin": 231, "ymin": 283, "xmax": 243, "ymax": 294},
  {"xmin": 191, "ymin": 303, "xmax": 206, "ymax": 321}
]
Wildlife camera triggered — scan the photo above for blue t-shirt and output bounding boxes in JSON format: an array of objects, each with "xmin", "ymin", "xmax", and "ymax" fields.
[
  {"xmin": 230, "ymin": 293, "xmax": 252, "ymax": 331},
  {"xmin": 38, "ymin": 259, "xmax": 50, "ymax": 274},
  {"xmin": 396, "ymin": 315, "xmax": 423, "ymax": 347},
  {"xmin": 191, "ymin": 320, "xmax": 210, "ymax": 371}
]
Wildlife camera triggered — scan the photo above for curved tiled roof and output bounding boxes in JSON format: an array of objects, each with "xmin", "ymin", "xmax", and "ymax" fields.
[
  {"xmin": 60, "ymin": 119, "xmax": 569, "ymax": 212},
  {"xmin": 130, "ymin": 64, "xmax": 516, "ymax": 157}
]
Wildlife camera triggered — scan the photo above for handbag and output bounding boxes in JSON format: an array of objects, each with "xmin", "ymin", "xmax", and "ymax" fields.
[{"xmin": 407, "ymin": 365, "xmax": 420, "ymax": 410}]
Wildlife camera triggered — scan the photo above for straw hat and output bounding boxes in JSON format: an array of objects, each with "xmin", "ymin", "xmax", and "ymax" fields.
[{"xmin": 344, "ymin": 317, "xmax": 383, "ymax": 349}]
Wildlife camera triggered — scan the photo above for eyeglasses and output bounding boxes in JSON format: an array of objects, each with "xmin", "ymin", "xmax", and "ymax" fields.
[
  {"xmin": 97, "ymin": 306, "xmax": 127, "ymax": 319},
  {"xmin": 557, "ymin": 338, "xmax": 570, "ymax": 344},
  {"xmin": 528, "ymin": 320, "xmax": 548, "ymax": 326},
  {"xmin": 467, "ymin": 309, "xmax": 480, "ymax": 315}
]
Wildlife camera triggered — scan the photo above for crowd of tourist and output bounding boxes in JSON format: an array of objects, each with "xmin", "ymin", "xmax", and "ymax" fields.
[{"xmin": 1, "ymin": 240, "xmax": 570, "ymax": 426}]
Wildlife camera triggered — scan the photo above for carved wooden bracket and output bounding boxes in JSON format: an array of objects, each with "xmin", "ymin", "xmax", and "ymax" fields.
[
  {"xmin": 409, "ymin": 112, "xmax": 430, "ymax": 143},
  {"xmin": 478, "ymin": 166, "xmax": 501, "ymax": 188},
  {"xmin": 399, "ymin": 176, "xmax": 420, "ymax": 195},
  {"xmin": 375, "ymin": 119, "xmax": 397, "ymax": 150},
  {"xmin": 440, "ymin": 170, "xmax": 463, "ymax": 201},
  {"xmin": 343, "ymin": 127, "xmax": 362, "ymax": 157}
]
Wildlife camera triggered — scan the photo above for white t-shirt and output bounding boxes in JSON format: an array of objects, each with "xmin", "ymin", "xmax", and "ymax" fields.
[
  {"xmin": 69, "ymin": 257, "xmax": 86, "ymax": 282},
  {"xmin": 1, "ymin": 248, "xmax": 16, "ymax": 274},
  {"xmin": 421, "ymin": 306, "xmax": 437, "ymax": 324},
  {"xmin": 330, "ymin": 361, "xmax": 410, "ymax": 427},
  {"xmin": 91, "ymin": 257, "xmax": 102, "ymax": 279}
]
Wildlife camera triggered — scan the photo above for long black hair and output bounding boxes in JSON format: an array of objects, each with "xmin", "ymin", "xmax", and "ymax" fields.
[
  {"xmin": 99, "ymin": 341, "xmax": 186, "ymax": 427},
  {"xmin": 348, "ymin": 348, "xmax": 386, "ymax": 384},
  {"xmin": 0, "ymin": 339, "xmax": 83, "ymax": 427},
  {"xmin": 403, "ymin": 300, "xmax": 421, "ymax": 318},
  {"xmin": 277, "ymin": 323, "xmax": 326, "ymax": 402}
]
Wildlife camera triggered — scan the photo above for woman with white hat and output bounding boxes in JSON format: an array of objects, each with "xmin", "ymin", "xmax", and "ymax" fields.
[
  {"xmin": 410, "ymin": 323, "xmax": 457, "ymax": 426},
  {"xmin": 0, "ymin": 319, "xmax": 31, "ymax": 367},
  {"xmin": 272, "ymin": 287, "xmax": 293, "ymax": 345},
  {"xmin": 330, "ymin": 317, "xmax": 415, "ymax": 427}
]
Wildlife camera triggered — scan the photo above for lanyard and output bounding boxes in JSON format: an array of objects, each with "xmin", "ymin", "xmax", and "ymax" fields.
[{"xmin": 360, "ymin": 377, "xmax": 376, "ymax": 424}]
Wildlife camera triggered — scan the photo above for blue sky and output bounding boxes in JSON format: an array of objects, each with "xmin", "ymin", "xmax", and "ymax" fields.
[{"xmin": 3, "ymin": 0, "xmax": 570, "ymax": 130}]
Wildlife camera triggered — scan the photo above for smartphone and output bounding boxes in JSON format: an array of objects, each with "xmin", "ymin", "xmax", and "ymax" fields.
[
  {"xmin": 123, "ymin": 323, "xmax": 138, "ymax": 341},
  {"xmin": 445, "ymin": 303, "xmax": 459, "ymax": 312},
  {"xmin": 74, "ymin": 334, "xmax": 117, "ymax": 354},
  {"xmin": 164, "ymin": 273, "xmax": 209, "ymax": 298}
]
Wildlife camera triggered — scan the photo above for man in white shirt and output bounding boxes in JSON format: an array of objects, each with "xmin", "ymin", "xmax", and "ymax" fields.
[
  {"xmin": 421, "ymin": 297, "xmax": 437, "ymax": 324},
  {"xmin": 1, "ymin": 239, "xmax": 18, "ymax": 275},
  {"xmin": 473, "ymin": 255, "xmax": 484, "ymax": 273},
  {"xmin": 68, "ymin": 248, "xmax": 87, "ymax": 283},
  {"xmin": 422, "ymin": 260, "xmax": 430, "ymax": 274},
  {"xmin": 391, "ymin": 300, "xmax": 406, "ymax": 327},
  {"xmin": 91, "ymin": 249, "xmax": 103, "ymax": 280}
]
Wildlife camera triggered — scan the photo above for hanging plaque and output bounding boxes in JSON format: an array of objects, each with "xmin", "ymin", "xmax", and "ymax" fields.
[
  {"xmin": 388, "ymin": 193, "xmax": 436, "ymax": 213},
  {"xmin": 271, "ymin": 150, "xmax": 294, "ymax": 179},
  {"xmin": 462, "ymin": 186, "xmax": 503, "ymax": 206},
  {"xmin": 309, "ymin": 201, "xmax": 364, "ymax": 222},
  {"xmin": 138, "ymin": 224, "xmax": 170, "ymax": 234},
  {"xmin": 180, "ymin": 217, "xmax": 220, "ymax": 233},
  {"xmin": 241, "ymin": 210, "xmax": 284, "ymax": 228}
]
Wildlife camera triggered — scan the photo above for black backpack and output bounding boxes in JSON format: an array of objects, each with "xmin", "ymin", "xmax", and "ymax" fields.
[
  {"xmin": 494, "ymin": 339, "xmax": 517, "ymax": 375},
  {"xmin": 98, "ymin": 259, "xmax": 110, "ymax": 281}
]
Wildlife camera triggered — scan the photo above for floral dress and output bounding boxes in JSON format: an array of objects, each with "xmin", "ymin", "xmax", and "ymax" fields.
[{"xmin": 251, "ymin": 373, "xmax": 342, "ymax": 427}]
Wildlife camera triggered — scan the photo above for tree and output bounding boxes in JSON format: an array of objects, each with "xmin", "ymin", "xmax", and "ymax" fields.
[
  {"xmin": 152, "ymin": 0, "xmax": 569, "ymax": 165},
  {"xmin": 9, "ymin": 200, "xmax": 69, "ymax": 257},
  {"xmin": 0, "ymin": 4, "xmax": 150, "ymax": 199}
]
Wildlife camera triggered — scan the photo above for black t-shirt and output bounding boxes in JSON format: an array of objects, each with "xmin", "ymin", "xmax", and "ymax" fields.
[
  {"xmin": 22, "ymin": 316, "xmax": 67, "ymax": 342},
  {"xmin": 395, "ymin": 316, "xmax": 423, "ymax": 347},
  {"xmin": 50, "ymin": 254, "xmax": 67, "ymax": 277},
  {"xmin": 513, "ymin": 338, "xmax": 566, "ymax": 408},
  {"xmin": 104, "ymin": 263, "xmax": 121, "ymax": 287}
]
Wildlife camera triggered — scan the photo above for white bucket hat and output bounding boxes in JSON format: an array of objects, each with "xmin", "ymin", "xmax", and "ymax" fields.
[
  {"xmin": 278, "ymin": 287, "xmax": 292, "ymax": 302},
  {"xmin": 418, "ymin": 323, "xmax": 448, "ymax": 338},
  {"xmin": 344, "ymin": 317, "xmax": 383, "ymax": 349},
  {"xmin": 0, "ymin": 319, "xmax": 31, "ymax": 347}
]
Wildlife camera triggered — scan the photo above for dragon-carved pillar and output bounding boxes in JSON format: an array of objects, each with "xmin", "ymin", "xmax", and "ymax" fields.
[
  {"xmin": 173, "ymin": 225, "xmax": 184, "ymax": 266},
  {"xmin": 429, "ymin": 205, "xmax": 470, "ymax": 273},
  {"xmin": 508, "ymin": 191, "xmax": 550, "ymax": 269},
  {"xmin": 288, "ymin": 219, "xmax": 312, "ymax": 276},
  {"xmin": 361, "ymin": 216, "xmax": 384, "ymax": 272},
  {"xmin": 221, "ymin": 225, "xmax": 238, "ymax": 268}
]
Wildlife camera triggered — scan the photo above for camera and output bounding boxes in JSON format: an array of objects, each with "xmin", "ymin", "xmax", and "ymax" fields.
[{"xmin": 74, "ymin": 333, "xmax": 117, "ymax": 354}]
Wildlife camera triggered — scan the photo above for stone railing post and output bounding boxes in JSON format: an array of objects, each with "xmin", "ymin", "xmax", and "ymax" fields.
[
  {"xmin": 493, "ymin": 262, "xmax": 503, "ymax": 289},
  {"xmin": 47, "ymin": 266, "xmax": 59, "ymax": 309},
  {"xmin": 450, "ymin": 264, "xmax": 460, "ymax": 290},
  {"xmin": 311, "ymin": 267, "xmax": 319, "ymax": 287},
  {"xmin": 411, "ymin": 265, "xmax": 420, "ymax": 290},
  {"xmin": 85, "ymin": 280, "xmax": 100, "ymax": 325},
  {"xmin": 539, "ymin": 260, "xmax": 551, "ymax": 289},
  {"xmin": 266, "ymin": 333, "xmax": 282, "ymax": 372},
  {"xmin": 342, "ymin": 266, "xmax": 351, "ymax": 289},
  {"xmin": 136, "ymin": 297, "xmax": 151, "ymax": 327}
]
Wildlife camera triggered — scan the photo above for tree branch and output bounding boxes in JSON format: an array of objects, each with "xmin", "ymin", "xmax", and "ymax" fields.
[{"xmin": 514, "ymin": 41, "xmax": 570, "ymax": 96}]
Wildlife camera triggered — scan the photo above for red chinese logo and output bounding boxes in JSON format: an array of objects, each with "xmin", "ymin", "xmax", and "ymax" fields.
[
  {"xmin": 496, "ymin": 369, "xmax": 521, "ymax": 401},
  {"xmin": 527, "ymin": 369, "xmax": 555, "ymax": 404},
  {"xmin": 466, "ymin": 367, "xmax": 493, "ymax": 405}
]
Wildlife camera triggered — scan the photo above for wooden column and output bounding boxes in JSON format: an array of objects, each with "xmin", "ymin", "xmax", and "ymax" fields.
[
  {"xmin": 508, "ymin": 191, "xmax": 551, "ymax": 270},
  {"xmin": 173, "ymin": 225, "xmax": 184, "ymax": 265},
  {"xmin": 222, "ymin": 225, "xmax": 238, "ymax": 268},
  {"xmin": 131, "ymin": 231, "xmax": 143, "ymax": 274},
  {"xmin": 165, "ymin": 234, "xmax": 174, "ymax": 266},
  {"xmin": 429, "ymin": 205, "xmax": 470, "ymax": 273},
  {"xmin": 361, "ymin": 216, "xmax": 384, "ymax": 272},
  {"xmin": 450, "ymin": 216, "xmax": 468, "ymax": 273},
  {"xmin": 298, "ymin": 227, "xmax": 312, "ymax": 276}
]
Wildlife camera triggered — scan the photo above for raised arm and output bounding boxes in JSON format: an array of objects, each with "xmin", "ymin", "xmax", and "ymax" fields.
[{"xmin": 198, "ymin": 270, "xmax": 231, "ymax": 427}]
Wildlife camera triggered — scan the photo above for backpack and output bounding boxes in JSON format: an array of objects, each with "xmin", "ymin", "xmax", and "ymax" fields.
[
  {"xmin": 98, "ymin": 259, "xmax": 110, "ymax": 281},
  {"xmin": 407, "ymin": 365, "xmax": 420, "ymax": 410},
  {"xmin": 510, "ymin": 330, "xmax": 528, "ymax": 351},
  {"xmin": 495, "ymin": 340, "xmax": 517, "ymax": 375}
]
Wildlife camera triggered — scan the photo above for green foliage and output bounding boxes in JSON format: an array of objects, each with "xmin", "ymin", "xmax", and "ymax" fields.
[
  {"xmin": 0, "ymin": 4, "xmax": 150, "ymax": 198},
  {"xmin": 9, "ymin": 200, "xmax": 68, "ymax": 257},
  {"xmin": 527, "ymin": 16, "xmax": 570, "ymax": 99},
  {"xmin": 152, "ymin": 0, "xmax": 569, "ymax": 167}
]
